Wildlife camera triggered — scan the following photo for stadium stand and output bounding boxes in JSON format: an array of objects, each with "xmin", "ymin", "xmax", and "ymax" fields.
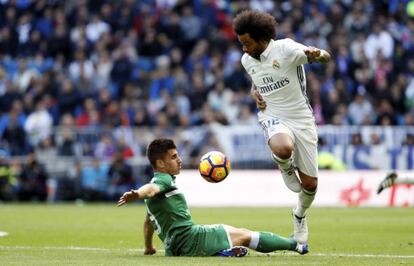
[{"xmin": 0, "ymin": 0, "xmax": 413, "ymax": 201}]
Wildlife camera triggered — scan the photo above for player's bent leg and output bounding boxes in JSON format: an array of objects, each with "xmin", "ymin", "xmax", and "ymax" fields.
[
  {"xmin": 269, "ymin": 134, "xmax": 302, "ymax": 193},
  {"xmin": 293, "ymin": 171, "xmax": 317, "ymax": 244},
  {"xmin": 223, "ymin": 226, "xmax": 308, "ymax": 255},
  {"xmin": 224, "ymin": 225, "xmax": 251, "ymax": 246},
  {"xmin": 268, "ymin": 133, "xmax": 294, "ymax": 159},
  {"xmin": 299, "ymin": 172, "xmax": 318, "ymax": 192}
]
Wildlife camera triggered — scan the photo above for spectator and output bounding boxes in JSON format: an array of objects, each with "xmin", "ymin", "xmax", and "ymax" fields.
[
  {"xmin": 235, "ymin": 104, "xmax": 256, "ymax": 125},
  {"xmin": 0, "ymin": 26, "xmax": 18, "ymax": 57},
  {"xmin": 12, "ymin": 59, "xmax": 40, "ymax": 93},
  {"xmin": 180, "ymin": 6, "xmax": 202, "ymax": 53},
  {"xmin": 92, "ymin": 49, "xmax": 113, "ymax": 91},
  {"xmin": 0, "ymin": 155, "xmax": 17, "ymax": 201},
  {"xmin": 318, "ymin": 137, "xmax": 346, "ymax": 171},
  {"xmin": 2, "ymin": 110, "xmax": 27, "ymax": 155},
  {"xmin": 75, "ymin": 98, "xmax": 100, "ymax": 127},
  {"xmin": 348, "ymin": 92, "xmax": 374, "ymax": 125},
  {"xmin": 81, "ymin": 159, "xmax": 109, "ymax": 201},
  {"xmin": 57, "ymin": 128, "xmax": 78, "ymax": 157},
  {"xmin": 35, "ymin": 136, "xmax": 58, "ymax": 165},
  {"xmin": 56, "ymin": 160, "xmax": 82, "ymax": 201},
  {"xmin": 57, "ymin": 79, "xmax": 81, "ymax": 117},
  {"xmin": 94, "ymin": 134, "xmax": 116, "ymax": 160},
  {"xmin": 207, "ymin": 80, "xmax": 238, "ymax": 123},
  {"xmin": 68, "ymin": 50, "xmax": 95, "ymax": 86},
  {"xmin": 24, "ymin": 98, "xmax": 53, "ymax": 147},
  {"xmin": 137, "ymin": 29, "xmax": 164, "ymax": 57},
  {"xmin": 102, "ymin": 100, "xmax": 130, "ymax": 128},
  {"xmin": 107, "ymin": 151, "xmax": 135, "ymax": 200},
  {"xmin": 110, "ymin": 44, "xmax": 133, "ymax": 98},
  {"xmin": 363, "ymin": 23, "xmax": 394, "ymax": 67},
  {"xmin": 17, "ymin": 153, "xmax": 48, "ymax": 202},
  {"xmin": 85, "ymin": 14, "xmax": 110, "ymax": 43}
]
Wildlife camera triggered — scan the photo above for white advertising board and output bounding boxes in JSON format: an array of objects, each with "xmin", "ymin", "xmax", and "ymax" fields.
[{"xmin": 176, "ymin": 170, "xmax": 414, "ymax": 207}]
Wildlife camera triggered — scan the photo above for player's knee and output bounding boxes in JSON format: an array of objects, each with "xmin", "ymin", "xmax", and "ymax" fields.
[
  {"xmin": 239, "ymin": 228, "xmax": 252, "ymax": 246},
  {"xmin": 229, "ymin": 227, "xmax": 252, "ymax": 246},
  {"xmin": 269, "ymin": 135, "xmax": 294, "ymax": 159},
  {"xmin": 271, "ymin": 144, "xmax": 293, "ymax": 159},
  {"xmin": 302, "ymin": 178, "xmax": 318, "ymax": 192}
]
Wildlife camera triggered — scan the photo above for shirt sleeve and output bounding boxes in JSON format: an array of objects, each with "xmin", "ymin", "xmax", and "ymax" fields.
[
  {"xmin": 282, "ymin": 38, "xmax": 308, "ymax": 66},
  {"xmin": 150, "ymin": 174, "xmax": 173, "ymax": 193},
  {"xmin": 240, "ymin": 53, "xmax": 249, "ymax": 70}
]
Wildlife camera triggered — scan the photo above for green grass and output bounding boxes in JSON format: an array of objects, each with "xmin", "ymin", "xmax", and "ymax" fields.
[{"xmin": 0, "ymin": 204, "xmax": 413, "ymax": 265}]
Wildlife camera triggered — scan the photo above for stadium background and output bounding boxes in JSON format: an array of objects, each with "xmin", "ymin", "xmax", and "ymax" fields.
[
  {"xmin": 1, "ymin": 1, "xmax": 414, "ymax": 265},
  {"xmin": 0, "ymin": 0, "xmax": 413, "ymax": 204}
]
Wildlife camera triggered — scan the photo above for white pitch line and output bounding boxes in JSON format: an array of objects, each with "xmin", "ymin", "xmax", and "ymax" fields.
[
  {"xmin": 0, "ymin": 231, "xmax": 8, "ymax": 237},
  {"xmin": 0, "ymin": 246, "xmax": 413, "ymax": 259}
]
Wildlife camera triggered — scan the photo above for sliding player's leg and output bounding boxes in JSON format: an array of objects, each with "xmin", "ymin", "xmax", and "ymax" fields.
[{"xmin": 222, "ymin": 225, "xmax": 308, "ymax": 255}]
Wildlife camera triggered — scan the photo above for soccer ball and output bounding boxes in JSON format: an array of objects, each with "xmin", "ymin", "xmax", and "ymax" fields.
[{"xmin": 199, "ymin": 151, "xmax": 231, "ymax": 183}]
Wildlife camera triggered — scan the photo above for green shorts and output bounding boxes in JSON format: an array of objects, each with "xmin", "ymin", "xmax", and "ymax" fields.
[{"xmin": 166, "ymin": 224, "xmax": 231, "ymax": 256}]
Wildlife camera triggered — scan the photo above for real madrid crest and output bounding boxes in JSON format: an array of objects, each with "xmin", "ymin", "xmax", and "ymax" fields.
[{"xmin": 272, "ymin": 59, "xmax": 280, "ymax": 69}]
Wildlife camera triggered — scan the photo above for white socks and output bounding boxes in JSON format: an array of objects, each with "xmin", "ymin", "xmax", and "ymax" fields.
[
  {"xmin": 272, "ymin": 153, "xmax": 294, "ymax": 171},
  {"xmin": 248, "ymin": 231, "xmax": 260, "ymax": 249},
  {"xmin": 295, "ymin": 188, "xmax": 316, "ymax": 218}
]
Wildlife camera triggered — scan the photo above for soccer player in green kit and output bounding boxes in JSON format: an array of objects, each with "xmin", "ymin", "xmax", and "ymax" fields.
[{"xmin": 118, "ymin": 138, "xmax": 308, "ymax": 257}]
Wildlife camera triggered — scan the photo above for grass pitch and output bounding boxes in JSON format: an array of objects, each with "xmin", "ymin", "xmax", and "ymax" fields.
[{"xmin": 0, "ymin": 204, "xmax": 413, "ymax": 265}]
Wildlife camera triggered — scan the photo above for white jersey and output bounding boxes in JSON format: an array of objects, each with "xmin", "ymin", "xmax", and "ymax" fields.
[{"xmin": 241, "ymin": 38, "xmax": 314, "ymax": 128}]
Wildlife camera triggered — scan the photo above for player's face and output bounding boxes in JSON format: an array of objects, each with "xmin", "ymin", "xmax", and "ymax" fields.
[
  {"xmin": 162, "ymin": 149, "xmax": 182, "ymax": 175},
  {"xmin": 238, "ymin": 33, "xmax": 266, "ymax": 59}
]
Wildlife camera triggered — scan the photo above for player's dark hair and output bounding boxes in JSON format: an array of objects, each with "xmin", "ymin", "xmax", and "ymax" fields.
[
  {"xmin": 233, "ymin": 10, "xmax": 276, "ymax": 42},
  {"xmin": 147, "ymin": 138, "xmax": 177, "ymax": 168}
]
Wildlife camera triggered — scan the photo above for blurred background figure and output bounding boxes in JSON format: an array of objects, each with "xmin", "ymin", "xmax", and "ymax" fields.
[
  {"xmin": 24, "ymin": 98, "xmax": 53, "ymax": 148},
  {"xmin": 80, "ymin": 158, "xmax": 109, "ymax": 201},
  {"xmin": 16, "ymin": 153, "xmax": 48, "ymax": 202},
  {"xmin": 107, "ymin": 151, "xmax": 135, "ymax": 200},
  {"xmin": 0, "ymin": 153, "xmax": 17, "ymax": 201},
  {"xmin": 318, "ymin": 137, "xmax": 346, "ymax": 171}
]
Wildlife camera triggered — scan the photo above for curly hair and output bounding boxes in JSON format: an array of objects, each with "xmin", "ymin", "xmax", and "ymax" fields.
[{"xmin": 233, "ymin": 10, "xmax": 276, "ymax": 42}]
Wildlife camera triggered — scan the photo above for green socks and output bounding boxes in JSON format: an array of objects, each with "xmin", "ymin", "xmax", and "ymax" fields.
[{"xmin": 252, "ymin": 232, "xmax": 297, "ymax": 253}]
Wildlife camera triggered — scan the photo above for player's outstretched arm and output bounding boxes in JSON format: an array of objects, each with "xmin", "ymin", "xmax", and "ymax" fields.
[
  {"xmin": 304, "ymin": 47, "xmax": 331, "ymax": 64},
  {"xmin": 143, "ymin": 214, "xmax": 156, "ymax": 255},
  {"xmin": 117, "ymin": 184, "xmax": 160, "ymax": 206}
]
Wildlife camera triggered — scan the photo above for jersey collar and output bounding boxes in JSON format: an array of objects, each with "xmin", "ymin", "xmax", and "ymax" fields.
[
  {"xmin": 154, "ymin": 172, "xmax": 176, "ymax": 180},
  {"xmin": 260, "ymin": 39, "xmax": 274, "ymax": 61}
]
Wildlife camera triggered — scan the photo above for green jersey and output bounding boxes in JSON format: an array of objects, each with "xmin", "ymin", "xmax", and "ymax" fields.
[
  {"xmin": 144, "ymin": 172, "xmax": 231, "ymax": 256},
  {"xmin": 145, "ymin": 172, "xmax": 193, "ymax": 244}
]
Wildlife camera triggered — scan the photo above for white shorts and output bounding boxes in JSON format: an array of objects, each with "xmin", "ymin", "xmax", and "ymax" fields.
[{"xmin": 259, "ymin": 116, "xmax": 318, "ymax": 177}]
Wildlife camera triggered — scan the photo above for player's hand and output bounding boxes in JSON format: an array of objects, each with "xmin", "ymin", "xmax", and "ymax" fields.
[
  {"xmin": 117, "ymin": 189, "xmax": 139, "ymax": 206},
  {"xmin": 144, "ymin": 246, "xmax": 156, "ymax": 255},
  {"xmin": 252, "ymin": 89, "xmax": 266, "ymax": 111},
  {"xmin": 305, "ymin": 47, "xmax": 330, "ymax": 63},
  {"xmin": 304, "ymin": 46, "xmax": 321, "ymax": 59}
]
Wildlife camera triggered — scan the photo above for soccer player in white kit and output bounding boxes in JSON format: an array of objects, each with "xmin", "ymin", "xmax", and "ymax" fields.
[{"xmin": 233, "ymin": 10, "xmax": 331, "ymax": 244}]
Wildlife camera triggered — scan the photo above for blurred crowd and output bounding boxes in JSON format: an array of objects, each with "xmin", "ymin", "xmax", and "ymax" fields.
[
  {"xmin": 0, "ymin": 0, "xmax": 413, "ymax": 153},
  {"xmin": 0, "ymin": 0, "xmax": 414, "ymax": 201},
  {"xmin": 0, "ymin": 149, "xmax": 153, "ymax": 202}
]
